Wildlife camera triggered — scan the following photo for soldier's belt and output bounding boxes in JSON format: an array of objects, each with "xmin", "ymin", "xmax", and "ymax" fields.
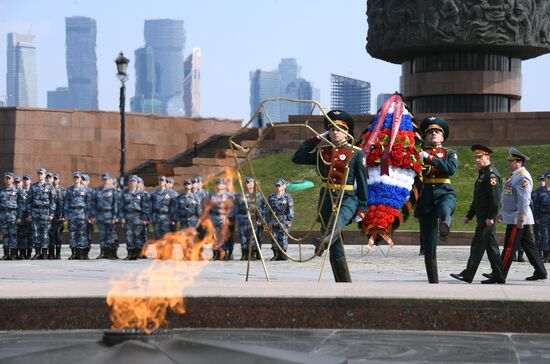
[
  {"xmin": 321, "ymin": 183, "xmax": 355, "ymax": 191},
  {"xmin": 32, "ymin": 205, "xmax": 49, "ymax": 209},
  {"xmin": 423, "ymin": 178, "xmax": 451, "ymax": 184},
  {"xmin": 0, "ymin": 208, "xmax": 16, "ymax": 212}
]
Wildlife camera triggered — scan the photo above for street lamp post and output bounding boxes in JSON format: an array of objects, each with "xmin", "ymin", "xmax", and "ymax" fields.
[{"xmin": 115, "ymin": 52, "xmax": 130, "ymax": 187}]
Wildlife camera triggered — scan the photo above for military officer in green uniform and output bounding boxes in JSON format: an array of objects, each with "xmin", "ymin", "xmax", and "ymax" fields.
[
  {"xmin": 415, "ymin": 116, "xmax": 458, "ymax": 283},
  {"xmin": 292, "ymin": 110, "xmax": 368, "ymax": 282},
  {"xmin": 451, "ymin": 145, "xmax": 505, "ymax": 284}
]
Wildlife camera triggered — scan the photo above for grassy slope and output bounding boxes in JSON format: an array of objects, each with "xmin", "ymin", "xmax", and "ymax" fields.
[{"xmin": 218, "ymin": 146, "xmax": 549, "ymax": 232}]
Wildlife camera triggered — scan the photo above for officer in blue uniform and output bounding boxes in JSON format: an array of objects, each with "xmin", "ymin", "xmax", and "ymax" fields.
[
  {"xmin": 81, "ymin": 174, "xmax": 94, "ymax": 251},
  {"xmin": 165, "ymin": 177, "xmax": 180, "ymax": 232},
  {"xmin": 235, "ymin": 176, "xmax": 265, "ymax": 260},
  {"xmin": 498, "ymin": 148, "xmax": 547, "ymax": 281},
  {"xmin": 91, "ymin": 174, "xmax": 118, "ymax": 259},
  {"xmin": 534, "ymin": 173, "xmax": 550, "ymax": 262},
  {"xmin": 292, "ymin": 110, "xmax": 368, "ymax": 282},
  {"xmin": 120, "ymin": 175, "xmax": 150, "ymax": 260},
  {"xmin": 416, "ymin": 116, "xmax": 458, "ymax": 283},
  {"xmin": 150, "ymin": 176, "xmax": 175, "ymax": 240},
  {"xmin": 49, "ymin": 173, "xmax": 65, "ymax": 259},
  {"xmin": 64, "ymin": 172, "xmax": 92, "ymax": 260},
  {"xmin": 17, "ymin": 175, "xmax": 33, "ymax": 259},
  {"xmin": 27, "ymin": 168, "xmax": 56, "ymax": 260},
  {"xmin": 266, "ymin": 179, "xmax": 294, "ymax": 261},
  {"xmin": 0, "ymin": 172, "xmax": 20, "ymax": 260},
  {"xmin": 208, "ymin": 178, "xmax": 236, "ymax": 260},
  {"xmin": 173, "ymin": 178, "xmax": 201, "ymax": 230},
  {"xmin": 137, "ymin": 176, "xmax": 151, "ymax": 257}
]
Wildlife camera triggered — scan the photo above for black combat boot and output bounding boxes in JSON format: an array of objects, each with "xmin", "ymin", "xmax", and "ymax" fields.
[
  {"xmin": 240, "ymin": 249, "xmax": 248, "ymax": 261},
  {"xmin": 81, "ymin": 248, "xmax": 90, "ymax": 260},
  {"xmin": 10, "ymin": 248, "xmax": 18, "ymax": 260},
  {"xmin": 1, "ymin": 248, "xmax": 9, "ymax": 260},
  {"xmin": 212, "ymin": 250, "xmax": 221, "ymax": 261},
  {"xmin": 18, "ymin": 249, "xmax": 26, "ymax": 260},
  {"xmin": 254, "ymin": 250, "xmax": 262, "ymax": 260},
  {"xmin": 224, "ymin": 249, "xmax": 233, "ymax": 261},
  {"xmin": 275, "ymin": 249, "xmax": 288, "ymax": 261},
  {"xmin": 425, "ymin": 259, "xmax": 439, "ymax": 284},
  {"xmin": 111, "ymin": 248, "xmax": 119, "ymax": 260},
  {"xmin": 123, "ymin": 249, "xmax": 133, "ymax": 260},
  {"xmin": 68, "ymin": 248, "xmax": 76, "ymax": 260},
  {"xmin": 26, "ymin": 248, "xmax": 32, "ymax": 259},
  {"xmin": 55, "ymin": 245, "xmax": 61, "ymax": 259},
  {"xmin": 31, "ymin": 248, "xmax": 42, "ymax": 260},
  {"xmin": 47, "ymin": 247, "xmax": 55, "ymax": 260},
  {"xmin": 517, "ymin": 251, "xmax": 526, "ymax": 263},
  {"xmin": 41, "ymin": 248, "xmax": 48, "ymax": 260},
  {"xmin": 96, "ymin": 247, "xmax": 105, "ymax": 259},
  {"xmin": 270, "ymin": 249, "xmax": 278, "ymax": 261},
  {"xmin": 331, "ymin": 259, "xmax": 352, "ymax": 283}
]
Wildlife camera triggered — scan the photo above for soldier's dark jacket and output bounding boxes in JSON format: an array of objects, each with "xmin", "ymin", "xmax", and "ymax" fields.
[{"xmin": 466, "ymin": 164, "xmax": 501, "ymax": 220}]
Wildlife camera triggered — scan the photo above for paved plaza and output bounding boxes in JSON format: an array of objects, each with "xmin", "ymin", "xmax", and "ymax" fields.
[{"xmin": 0, "ymin": 245, "xmax": 548, "ymax": 300}]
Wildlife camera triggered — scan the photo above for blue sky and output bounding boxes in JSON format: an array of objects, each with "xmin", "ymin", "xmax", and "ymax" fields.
[{"xmin": 1, "ymin": 0, "xmax": 548, "ymax": 121}]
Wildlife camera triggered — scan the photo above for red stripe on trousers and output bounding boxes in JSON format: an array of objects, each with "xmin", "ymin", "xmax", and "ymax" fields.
[{"xmin": 502, "ymin": 225, "xmax": 517, "ymax": 268}]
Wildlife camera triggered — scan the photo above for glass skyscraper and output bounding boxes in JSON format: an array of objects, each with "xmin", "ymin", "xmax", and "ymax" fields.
[
  {"xmin": 47, "ymin": 16, "xmax": 98, "ymax": 110},
  {"xmin": 330, "ymin": 74, "xmax": 371, "ymax": 115},
  {"xmin": 183, "ymin": 47, "xmax": 201, "ymax": 117},
  {"xmin": 250, "ymin": 58, "xmax": 316, "ymax": 126},
  {"xmin": 6, "ymin": 33, "xmax": 37, "ymax": 107},
  {"xmin": 142, "ymin": 19, "xmax": 185, "ymax": 116},
  {"xmin": 130, "ymin": 45, "xmax": 163, "ymax": 114}
]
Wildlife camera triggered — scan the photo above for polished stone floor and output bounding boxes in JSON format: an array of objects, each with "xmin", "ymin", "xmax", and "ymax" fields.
[{"xmin": 0, "ymin": 329, "xmax": 549, "ymax": 363}]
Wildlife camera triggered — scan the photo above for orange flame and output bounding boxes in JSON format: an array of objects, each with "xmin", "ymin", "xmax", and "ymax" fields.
[{"xmin": 106, "ymin": 170, "xmax": 235, "ymax": 334}]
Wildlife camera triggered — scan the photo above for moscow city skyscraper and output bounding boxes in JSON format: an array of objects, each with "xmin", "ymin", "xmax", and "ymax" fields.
[
  {"xmin": 6, "ymin": 33, "xmax": 37, "ymax": 107},
  {"xmin": 47, "ymin": 16, "xmax": 98, "ymax": 110},
  {"xmin": 249, "ymin": 58, "xmax": 317, "ymax": 127},
  {"xmin": 183, "ymin": 47, "xmax": 201, "ymax": 117},
  {"xmin": 131, "ymin": 19, "xmax": 185, "ymax": 116},
  {"xmin": 330, "ymin": 73, "xmax": 371, "ymax": 115}
]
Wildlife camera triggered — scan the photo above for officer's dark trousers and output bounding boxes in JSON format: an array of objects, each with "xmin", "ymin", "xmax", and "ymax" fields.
[
  {"xmin": 319, "ymin": 191, "xmax": 356, "ymax": 282},
  {"xmin": 501, "ymin": 225, "xmax": 547, "ymax": 279},
  {"xmin": 462, "ymin": 218, "xmax": 504, "ymax": 282}
]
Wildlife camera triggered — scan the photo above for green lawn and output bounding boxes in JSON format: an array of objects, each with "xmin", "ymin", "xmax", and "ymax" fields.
[{"xmin": 217, "ymin": 145, "xmax": 550, "ymax": 232}]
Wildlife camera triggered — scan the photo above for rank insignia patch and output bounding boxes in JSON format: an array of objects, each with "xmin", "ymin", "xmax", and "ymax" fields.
[
  {"xmin": 490, "ymin": 175, "xmax": 497, "ymax": 186},
  {"xmin": 521, "ymin": 180, "xmax": 529, "ymax": 189}
]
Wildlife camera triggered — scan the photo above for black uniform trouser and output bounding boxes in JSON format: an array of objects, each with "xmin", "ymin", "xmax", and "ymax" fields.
[
  {"xmin": 501, "ymin": 225, "xmax": 547, "ymax": 279},
  {"xmin": 462, "ymin": 218, "xmax": 504, "ymax": 282}
]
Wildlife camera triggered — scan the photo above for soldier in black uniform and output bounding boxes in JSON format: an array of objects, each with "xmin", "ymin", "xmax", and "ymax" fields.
[{"xmin": 451, "ymin": 145, "xmax": 505, "ymax": 284}]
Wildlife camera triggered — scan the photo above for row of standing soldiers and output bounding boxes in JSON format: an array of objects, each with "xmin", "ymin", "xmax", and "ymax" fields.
[{"xmin": 0, "ymin": 169, "xmax": 295, "ymax": 261}]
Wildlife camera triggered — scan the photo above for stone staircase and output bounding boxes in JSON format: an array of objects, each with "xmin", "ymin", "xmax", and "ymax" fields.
[{"xmin": 128, "ymin": 128, "xmax": 260, "ymax": 186}]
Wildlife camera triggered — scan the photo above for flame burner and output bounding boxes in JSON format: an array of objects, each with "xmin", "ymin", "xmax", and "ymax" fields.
[{"xmin": 102, "ymin": 328, "xmax": 173, "ymax": 347}]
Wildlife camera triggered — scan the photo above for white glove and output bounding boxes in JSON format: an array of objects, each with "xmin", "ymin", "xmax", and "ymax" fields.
[
  {"xmin": 354, "ymin": 215, "xmax": 363, "ymax": 222},
  {"xmin": 419, "ymin": 151, "xmax": 429, "ymax": 159},
  {"xmin": 317, "ymin": 131, "xmax": 329, "ymax": 140}
]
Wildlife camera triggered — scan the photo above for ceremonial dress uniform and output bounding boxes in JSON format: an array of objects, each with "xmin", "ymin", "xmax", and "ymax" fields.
[
  {"xmin": 292, "ymin": 110, "xmax": 368, "ymax": 282},
  {"xmin": 416, "ymin": 117, "xmax": 458, "ymax": 283},
  {"xmin": 500, "ymin": 148, "xmax": 547, "ymax": 281}
]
